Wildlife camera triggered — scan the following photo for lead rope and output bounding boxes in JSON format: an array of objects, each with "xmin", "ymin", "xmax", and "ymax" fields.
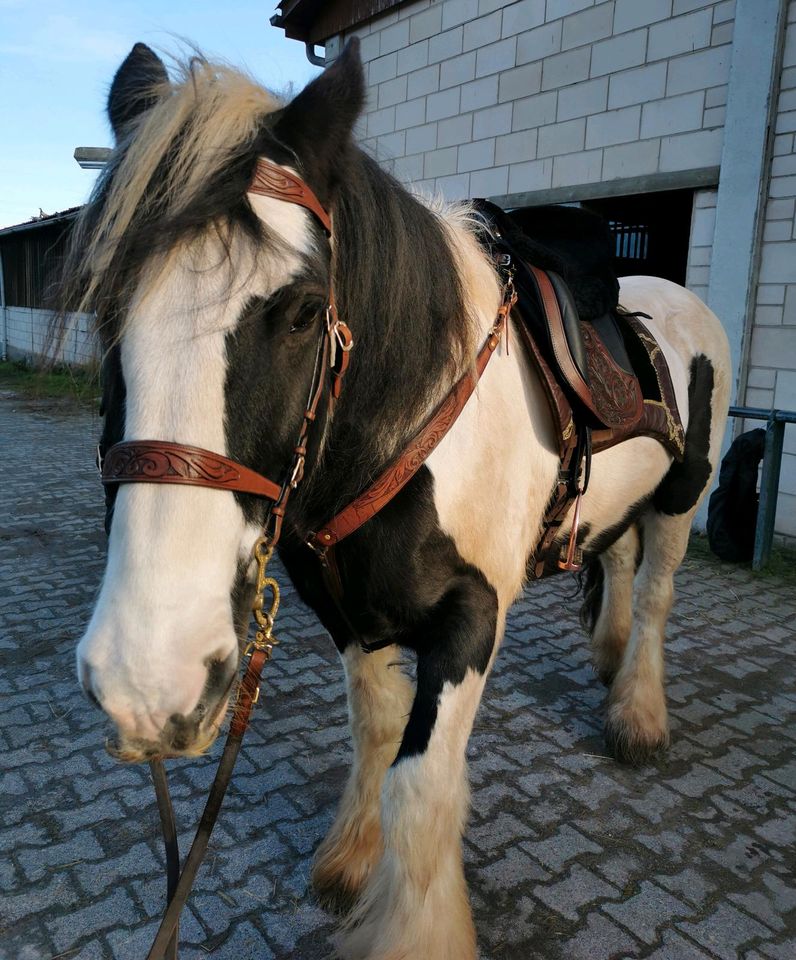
[
  {"xmin": 149, "ymin": 760, "xmax": 180, "ymax": 960},
  {"xmin": 145, "ymin": 540, "xmax": 278, "ymax": 960}
]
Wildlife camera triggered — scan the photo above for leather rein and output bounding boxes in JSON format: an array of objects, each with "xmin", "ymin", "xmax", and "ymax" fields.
[{"xmin": 98, "ymin": 157, "xmax": 514, "ymax": 959}]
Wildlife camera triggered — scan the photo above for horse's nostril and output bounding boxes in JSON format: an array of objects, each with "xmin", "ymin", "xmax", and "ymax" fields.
[{"xmin": 166, "ymin": 713, "xmax": 199, "ymax": 753}]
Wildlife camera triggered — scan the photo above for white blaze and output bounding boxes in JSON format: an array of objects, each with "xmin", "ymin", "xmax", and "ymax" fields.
[{"xmin": 78, "ymin": 189, "xmax": 312, "ymax": 742}]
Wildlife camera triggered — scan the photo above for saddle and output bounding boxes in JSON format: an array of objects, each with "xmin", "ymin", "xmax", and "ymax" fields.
[{"xmin": 472, "ymin": 200, "xmax": 685, "ymax": 578}]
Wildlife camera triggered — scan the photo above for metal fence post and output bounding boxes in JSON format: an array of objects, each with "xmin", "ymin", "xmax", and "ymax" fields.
[{"xmin": 753, "ymin": 413, "xmax": 786, "ymax": 571}]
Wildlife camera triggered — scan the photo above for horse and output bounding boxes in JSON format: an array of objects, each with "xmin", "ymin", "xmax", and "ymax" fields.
[{"xmin": 61, "ymin": 39, "xmax": 731, "ymax": 960}]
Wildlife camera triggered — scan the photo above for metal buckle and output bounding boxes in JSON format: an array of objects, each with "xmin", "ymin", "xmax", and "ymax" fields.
[{"xmin": 327, "ymin": 307, "xmax": 354, "ymax": 370}]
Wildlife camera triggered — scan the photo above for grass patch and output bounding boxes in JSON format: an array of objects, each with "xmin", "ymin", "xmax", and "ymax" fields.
[
  {"xmin": 688, "ymin": 530, "xmax": 796, "ymax": 584},
  {"xmin": 0, "ymin": 359, "xmax": 99, "ymax": 407}
]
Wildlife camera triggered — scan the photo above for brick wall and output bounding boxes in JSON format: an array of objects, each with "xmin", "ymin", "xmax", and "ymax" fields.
[
  {"xmin": 744, "ymin": 0, "xmax": 796, "ymax": 543},
  {"xmin": 334, "ymin": 0, "xmax": 734, "ymax": 201},
  {"xmin": 685, "ymin": 188, "xmax": 718, "ymax": 305}
]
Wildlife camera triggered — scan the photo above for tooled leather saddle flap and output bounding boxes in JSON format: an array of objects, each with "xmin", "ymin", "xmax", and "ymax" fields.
[{"xmin": 523, "ymin": 264, "xmax": 644, "ymax": 432}]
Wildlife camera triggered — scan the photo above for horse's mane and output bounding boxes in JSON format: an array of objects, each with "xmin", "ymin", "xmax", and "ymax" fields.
[
  {"xmin": 57, "ymin": 51, "xmax": 474, "ymax": 482},
  {"xmin": 58, "ymin": 57, "xmax": 284, "ymax": 337}
]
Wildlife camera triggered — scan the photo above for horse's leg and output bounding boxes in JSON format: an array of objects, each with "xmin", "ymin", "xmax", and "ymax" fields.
[
  {"xmin": 604, "ymin": 509, "xmax": 692, "ymax": 764},
  {"xmin": 588, "ymin": 525, "xmax": 640, "ymax": 686},
  {"xmin": 605, "ymin": 349, "xmax": 724, "ymax": 765},
  {"xmin": 337, "ymin": 575, "xmax": 498, "ymax": 960},
  {"xmin": 313, "ymin": 643, "xmax": 414, "ymax": 912}
]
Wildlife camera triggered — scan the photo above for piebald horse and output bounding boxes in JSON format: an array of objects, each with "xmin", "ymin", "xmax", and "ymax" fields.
[{"xmin": 63, "ymin": 40, "xmax": 730, "ymax": 959}]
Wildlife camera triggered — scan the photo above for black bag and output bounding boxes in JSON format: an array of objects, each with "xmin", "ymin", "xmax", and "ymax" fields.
[{"xmin": 707, "ymin": 428, "xmax": 765, "ymax": 562}]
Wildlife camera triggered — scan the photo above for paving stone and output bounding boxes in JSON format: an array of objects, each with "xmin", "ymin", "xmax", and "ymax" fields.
[
  {"xmin": 603, "ymin": 880, "xmax": 696, "ymax": 944},
  {"xmin": 677, "ymin": 902, "xmax": 774, "ymax": 960},
  {"xmin": 557, "ymin": 911, "xmax": 639, "ymax": 960},
  {"xmin": 533, "ymin": 864, "xmax": 620, "ymax": 921},
  {"xmin": 45, "ymin": 887, "xmax": 138, "ymax": 952},
  {"xmin": 520, "ymin": 823, "xmax": 602, "ymax": 872},
  {"xmin": 643, "ymin": 929, "xmax": 719, "ymax": 959},
  {"xmin": 2, "ymin": 396, "xmax": 795, "ymax": 959}
]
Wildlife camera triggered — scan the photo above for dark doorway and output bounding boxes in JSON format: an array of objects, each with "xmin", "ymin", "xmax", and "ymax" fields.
[{"xmin": 583, "ymin": 189, "xmax": 694, "ymax": 286}]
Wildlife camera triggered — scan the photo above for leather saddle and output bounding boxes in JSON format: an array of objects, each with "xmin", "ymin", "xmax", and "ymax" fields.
[{"xmin": 472, "ymin": 200, "xmax": 686, "ymax": 577}]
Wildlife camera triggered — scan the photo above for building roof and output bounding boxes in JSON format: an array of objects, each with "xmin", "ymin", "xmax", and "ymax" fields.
[
  {"xmin": 0, "ymin": 207, "xmax": 80, "ymax": 239},
  {"xmin": 271, "ymin": 0, "xmax": 406, "ymax": 44}
]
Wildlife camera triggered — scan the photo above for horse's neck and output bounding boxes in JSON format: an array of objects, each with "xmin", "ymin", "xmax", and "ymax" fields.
[{"xmin": 300, "ymin": 189, "xmax": 503, "ymax": 523}]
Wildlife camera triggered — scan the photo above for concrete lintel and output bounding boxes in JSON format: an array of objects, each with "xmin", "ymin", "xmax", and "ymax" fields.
[{"xmin": 489, "ymin": 167, "xmax": 721, "ymax": 210}]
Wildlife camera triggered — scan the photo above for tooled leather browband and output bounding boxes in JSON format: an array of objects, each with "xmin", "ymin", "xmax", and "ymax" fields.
[{"xmin": 102, "ymin": 441, "xmax": 283, "ymax": 501}]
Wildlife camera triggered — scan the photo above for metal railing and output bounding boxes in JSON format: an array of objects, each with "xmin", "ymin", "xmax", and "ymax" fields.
[{"xmin": 727, "ymin": 406, "xmax": 796, "ymax": 570}]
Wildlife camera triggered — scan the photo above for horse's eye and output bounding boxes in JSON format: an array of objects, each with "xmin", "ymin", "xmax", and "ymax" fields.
[{"xmin": 290, "ymin": 303, "xmax": 321, "ymax": 333}]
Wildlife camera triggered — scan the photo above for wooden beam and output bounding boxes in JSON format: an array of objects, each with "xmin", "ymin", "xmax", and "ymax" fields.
[{"xmin": 272, "ymin": 0, "xmax": 408, "ymax": 43}]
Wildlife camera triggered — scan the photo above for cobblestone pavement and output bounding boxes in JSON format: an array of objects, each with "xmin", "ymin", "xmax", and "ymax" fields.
[{"xmin": 1, "ymin": 395, "xmax": 795, "ymax": 960}]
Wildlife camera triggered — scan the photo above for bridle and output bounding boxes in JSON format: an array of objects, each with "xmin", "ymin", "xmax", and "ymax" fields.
[
  {"xmin": 96, "ymin": 157, "xmax": 514, "ymax": 959},
  {"xmin": 101, "ymin": 159, "xmax": 353, "ymax": 547}
]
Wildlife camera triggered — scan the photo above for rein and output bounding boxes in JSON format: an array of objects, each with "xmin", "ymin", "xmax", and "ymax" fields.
[{"xmin": 97, "ymin": 159, "xmax": 513, "ymax": 958}]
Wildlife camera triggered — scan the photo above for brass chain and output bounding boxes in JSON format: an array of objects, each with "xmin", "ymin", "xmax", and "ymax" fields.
[{"xmin": 245, "ymin": 536, "xmax": 280, "ymax": 660}]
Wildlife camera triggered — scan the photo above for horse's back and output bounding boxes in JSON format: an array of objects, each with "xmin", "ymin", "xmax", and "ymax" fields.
[{"xmin": 617, "ymin": 275, "xmax": 731, "ymax": 386}]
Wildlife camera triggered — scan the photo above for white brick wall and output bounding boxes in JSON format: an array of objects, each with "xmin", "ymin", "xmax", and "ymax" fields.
[
  {"xmin": 685, "ymin": 188, "xmax": 718, "ymax": 306},
  {"xmin": 744, "ymin": 0, "xmax": 796, "ymax": 543},
  {"xmin": 339, "ymin": 0, "xmax": 733, "ymax": 199},
  {"xmin": 332, "ymin": 0, "xmax": 796, "ymax": 544},
  {"xmin": 4, "ymin": 307, "xmax": 97, "ymax": 367}
]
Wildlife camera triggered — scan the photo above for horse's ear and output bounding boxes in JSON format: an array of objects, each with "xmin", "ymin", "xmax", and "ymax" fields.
[
  {"xmin": 108, "ymin": 43, "xmax": 168, "ymax": 141},
  {"xmin": 273, "ymin": 38, "xmax": 364, "ymax": 181}
]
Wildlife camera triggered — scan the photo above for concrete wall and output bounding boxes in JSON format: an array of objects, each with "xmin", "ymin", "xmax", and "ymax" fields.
[
  {"xmin": 332, "ymin": 0, "xmax": 734, "ymax": 201},
  {"xmin": 4, "ymin": 307, "xmax": 97, "ymax": 367},
  {"xmin": 743, "ymin": 0, "xmax": 796, "ymax": 542}
]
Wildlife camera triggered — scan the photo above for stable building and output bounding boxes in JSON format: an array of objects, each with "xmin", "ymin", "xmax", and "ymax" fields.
[
  {"xmin": 0, "ymin": 208, "xmax": 95, "ymax": 366},
  {"xmin": 273, "ymin": 0, "xmax": 796, "ymax": 544}
]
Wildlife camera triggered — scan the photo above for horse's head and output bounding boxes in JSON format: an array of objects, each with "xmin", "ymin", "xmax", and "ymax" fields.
[{"xmin": 70, "ymin": 41, "xmax": 363, "ymax": 760}]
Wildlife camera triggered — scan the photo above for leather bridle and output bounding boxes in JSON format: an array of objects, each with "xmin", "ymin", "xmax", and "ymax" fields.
[{"xmin": 97, "ymin": 157, "xmax": 514, "ymax": 959}]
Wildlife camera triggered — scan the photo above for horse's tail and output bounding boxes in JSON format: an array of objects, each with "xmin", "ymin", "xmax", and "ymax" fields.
[{"xmin": 578, "ymin": 558, "xmax": 604, "ymax": 635}]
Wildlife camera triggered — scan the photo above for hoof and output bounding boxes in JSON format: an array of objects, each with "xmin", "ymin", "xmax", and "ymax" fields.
[{"xmin": 604, "ymin": 716, "xmax": 669, "ymax": 766}]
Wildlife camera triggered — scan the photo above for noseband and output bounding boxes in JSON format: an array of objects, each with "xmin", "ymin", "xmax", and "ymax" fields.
[{"xmin": 97, "ymin": 158, "xmax": 514, "ymax": 959}]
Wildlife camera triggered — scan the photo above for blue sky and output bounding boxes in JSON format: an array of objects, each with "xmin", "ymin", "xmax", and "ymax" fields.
[{"xmin": 0, "ymin": 0, "xmax": 321, "ymax": 227}]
